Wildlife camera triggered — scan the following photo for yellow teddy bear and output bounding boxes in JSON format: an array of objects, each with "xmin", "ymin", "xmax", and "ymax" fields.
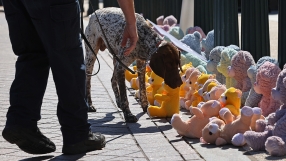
[
  {"xmin": 219, "ymin": 87, "xmax": 242, "ymax": 117},
  {"xmin": 125, "ymin": 66, "xmax": 138, "ymax": 82},
  {"xmin": 146, "ymin": 71, "xmax": 164, "ymax": 105},
  {"xmin": 147, "ymin": 83, "xmax": 180, "ymax": 117}
]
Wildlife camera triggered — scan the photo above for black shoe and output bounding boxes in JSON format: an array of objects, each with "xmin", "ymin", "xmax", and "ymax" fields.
[
  {"xmin": 62, "ymin": 131, "xmax": 106, "ymax": 155},
  {"xmin": 2, "ymin": 126, "xmax": 56, "ymax": 154},
  {"xmin": 88, "ymin": 105, "xmax": 97, "ymax": 112}
]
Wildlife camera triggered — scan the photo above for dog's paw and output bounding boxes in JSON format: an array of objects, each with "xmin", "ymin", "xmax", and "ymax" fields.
[{"xmin": 124, "ymin": 113, "xmax": 138, "ymax": 123}]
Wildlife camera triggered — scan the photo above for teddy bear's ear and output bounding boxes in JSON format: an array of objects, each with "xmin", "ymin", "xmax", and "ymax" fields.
[
  {"xmin": 239, "ymin": 52, "xmax": 247, "ymax": 64},
  {"xmin": 235, "ymin": 89, "xmax": 242, "ymax": 98}
]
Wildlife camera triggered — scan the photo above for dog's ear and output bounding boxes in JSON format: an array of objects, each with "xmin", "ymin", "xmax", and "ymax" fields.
[{"xmin": 150, "ymin": 43, "xmax": 183, "ymax": 88}]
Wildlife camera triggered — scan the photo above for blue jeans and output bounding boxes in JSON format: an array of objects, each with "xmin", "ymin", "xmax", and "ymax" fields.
[{"xmin": 3, "ymin": 0, "xmax": 90, "ymax": 145}]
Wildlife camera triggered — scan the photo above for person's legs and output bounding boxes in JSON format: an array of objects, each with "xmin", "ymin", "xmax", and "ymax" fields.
[
  {"xmin": 20, "ymin": 0, "xmax": 105, "ymax": 153},
  {"xmin": 2, "ymin": 0, "xmax": 105, "ymax": 154},
  {"xmin": 2, "ymin": 0, "xmax": 55, "ymax": 154}
]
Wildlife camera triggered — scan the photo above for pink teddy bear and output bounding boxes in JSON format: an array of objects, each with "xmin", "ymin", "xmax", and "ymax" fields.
[
  {"xmin": 253, "ymin": 61, "xmax": 281, "ymax": 117},
  {"xmin": 244, "ymin": 65, "xmax": 286, "ymax": 156},
  {"xmin": 228, "ymin": 51, "xmax": 255, "ymax": 105}
]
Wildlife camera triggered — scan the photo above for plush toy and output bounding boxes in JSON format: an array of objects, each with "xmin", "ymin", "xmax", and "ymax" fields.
[
  {"xmin": 219, "ymin": 87, "xmax": 242, "ymax": 117},
  {"xmin": 204, "ymin": 84, "xmax": 227, "ymax": 101},
  {"xmin": 125, "ymin": 66, "xmax": 138, "ymax": 82},
  {"xmin": 164, "ymin": 26, "xmax": 184, "ymax": 42},
  {"xmin": 147, "ymin": 83, "xmax": 180, "ymax": 117},
  {"xmin": 180, "ymin": 69, "xmax": 201, "ymax": 109},
  {"xmin": 253, "ymin": 61, "xmax": 281, "ymax": 117},
  {"xmin": 243, "ymin": 66, "xmax": 286, "ymax": 156},
  {"xmin": 130, "ymin": 73, "xmax": 150, "ymax": 90},
  {"xmin": 180, "ymin": 31, "xmax": 202, "ymax": 54},
  {"xmin": 201, "ymin": 30, "xmax": 214, "ymax": 60},
  {"xmin": 206, "ymin": 46, "xmax": 226, "ymax": 84},
  {"xmin": 200, "ymin": 106, "xmax": 262, "ymax": 146},
  {"xmin": 185, "ymin": 26, "xmax": 206, "ymax": 41},
  {"xmin": 180, "ymin": 52, "xmax": 208, "ymax": 73},
  {"xmin": 156, "ymin": 15, "xmax": 164, "ymax": 25},
  {"xmin": 179, "ymin": 63, "xmax": 194, "ymax": 98},
  {"xmin": 186, "ymin": 73, "xmax": 216, "ymax": 108},
  {"xmin": 245, "ymin": 56, "xmax": 279, "ymax": 107},
  {"xmin": 228, "ymin": 51, "xmax": 255, "ymax": 106},
  {"xmin": 171, "ymin": 100, "xmax": 222, "ymax": 138},
  {"xmin": 198, "ymin": 79, "xmax": 221, "ymax": 99},
  {"xmin": 163, "ymin": 15, "xmax": 177, "ymax": 27},
  {"xmin": 217, "ymin": 48, "xmax": 237, "ymax": 88},
  {"xmin": 146, "ymin": 71, "xmax": 164, "ymax": 105}
]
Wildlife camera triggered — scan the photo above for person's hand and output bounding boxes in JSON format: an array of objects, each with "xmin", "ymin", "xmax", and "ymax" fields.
[{"xmin": 121, "ymin": 23, "xmax": 138, "ymax": 56}]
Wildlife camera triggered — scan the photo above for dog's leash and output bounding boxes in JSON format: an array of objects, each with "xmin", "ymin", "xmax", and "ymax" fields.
[{"xmin": 80, "ymin": 0, "xmax": 136, "ymax": 76}]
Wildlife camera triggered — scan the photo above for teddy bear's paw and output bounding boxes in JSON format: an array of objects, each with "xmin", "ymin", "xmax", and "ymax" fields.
[
  {"xmin": 266, "ymin": 113, "xmax": 276, "ymax": 126},
  {"xmin": 255, "ymin": 119, "xmax": 267, "ymax": 132},
  {"xmin": 244, "ymin": 131, "xmax": 270, "ymax": 151},
  {"xmin": 241, "ymin": 106, "xmax": 253, "ymax": 116},
  {"xmin": 252, "ymin": 107, "xmax": 262, "ymax": 115},
  {"xmin": 265, "ymin": 136, "xmax": 286, "ymax": 156},
  {"xmin": 219, "ymin": 108, "xmax": 229, "ymax": 118},
  {"xmin": 232, "ymin": 133, "xmax": 246, "ymax": 146}
]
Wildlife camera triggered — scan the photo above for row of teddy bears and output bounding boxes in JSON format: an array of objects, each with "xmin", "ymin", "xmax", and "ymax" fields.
[{"xmin": 124, "ymin": 15, "xmax": 286, "ymax": 157}]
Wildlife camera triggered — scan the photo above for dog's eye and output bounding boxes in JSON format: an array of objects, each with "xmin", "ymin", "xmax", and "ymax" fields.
[{"xmin": 209, "ymin": 132, "xmax": 213, "ymax": 135}]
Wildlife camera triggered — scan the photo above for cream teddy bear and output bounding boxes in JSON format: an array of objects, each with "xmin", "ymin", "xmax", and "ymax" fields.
[
  {"xmin": 186, "ymin": 73, "xmax": 215, "ymax": 108},
  {"xmin": 217, "ymin": 48, "xmax": 237, "ymax": 88},
  {"xmin": 228, "ymin": 51, "xmax": 255, "ymax": 106},
  {"xmin": 253, "ymin": 61, "xmax": 281, "ymax": 117},
  {"xmin": 171, "ymin": 100, "xmax": 221, "ymax": 138},
  {"xmin": 204, "ymin": 84, "xmax": 227, "ymax": 101},
  {"xmin": 200, "ymin": 106, "xmax": 263, "ymax": 146},
  {"xmin": 179, "ymin": 63, "xmax": 193, "ymax": 98},
  {"xmin": 198, "ymin": 79, "xmax": 221, "ymax": 100},
  {"xmin": 180, "ymin": 69, "xmax": 201, "ymax": 109},
  {"xmin": 243, "ymin": 66, "xmax": 286, "ymax": 156}
]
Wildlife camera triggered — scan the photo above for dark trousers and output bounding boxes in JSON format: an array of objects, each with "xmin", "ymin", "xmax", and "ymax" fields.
[{"xmin": 2, "ymin": 0, "xmax": 90, "ymax": 145}]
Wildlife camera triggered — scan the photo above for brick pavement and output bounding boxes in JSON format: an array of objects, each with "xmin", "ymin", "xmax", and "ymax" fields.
[{"xmin": 1, "ymin": 5, "xmax": 286, "ymax": 161}]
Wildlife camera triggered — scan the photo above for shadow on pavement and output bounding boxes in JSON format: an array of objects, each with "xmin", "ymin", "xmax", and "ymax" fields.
[{"xmin": 19, "ymin": 155, "xmax": 54, "ymax": 161}]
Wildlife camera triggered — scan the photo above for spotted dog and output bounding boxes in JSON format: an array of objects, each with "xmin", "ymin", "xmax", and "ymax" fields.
[{"xmin": 84, "ymin": 7, "xmax": 182, "ymax": 122}]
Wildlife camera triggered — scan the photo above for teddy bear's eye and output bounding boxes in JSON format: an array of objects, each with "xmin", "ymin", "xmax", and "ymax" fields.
[
  {"xmin": 209, "ymin": 132, "xmax": 213, "ymax": 135},
  {"xmin": 184, "ymin": 75, "xmax": 186, "ymax": 78},
  {"xmin": 152, "ymin": 79, "xmax": 154, "ymax": 82},
  {"xmin": 225, "ymin": 96, "xmax": 227, "ymax": 100},
  {"xmin": 189, "ymin": 81, "xmax": 192, "ymax": 84},
  {"xmin": 208, "ymin": 93, "xmax": 210, "ymax": 97},
  {"xmin": 211, "ymin": 59, "xmax": 214, "ymax": 61}
]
